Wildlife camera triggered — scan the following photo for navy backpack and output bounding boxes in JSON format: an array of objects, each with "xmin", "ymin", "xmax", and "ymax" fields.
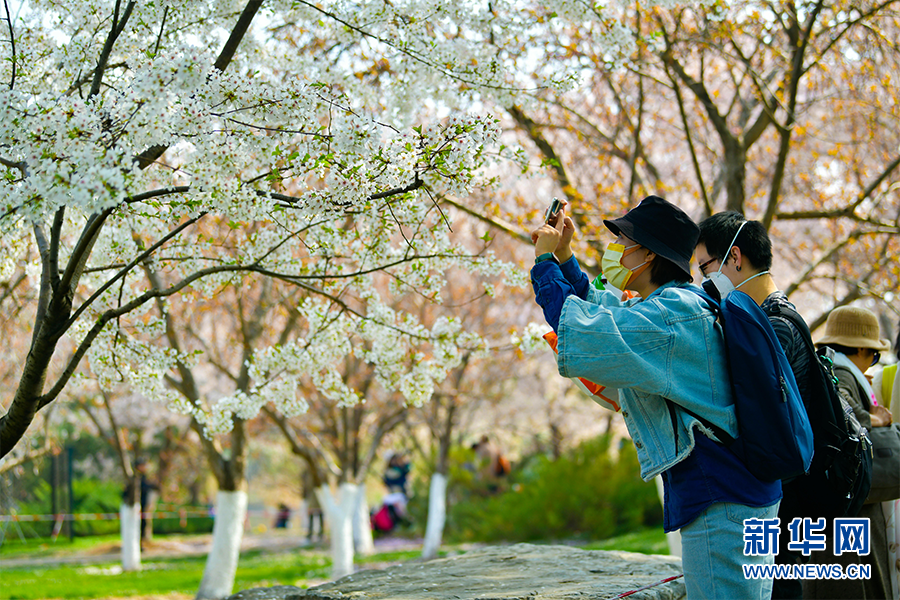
[{"xmin": 677, "ymin": 288, "xmax": 815, "ymax": 482}]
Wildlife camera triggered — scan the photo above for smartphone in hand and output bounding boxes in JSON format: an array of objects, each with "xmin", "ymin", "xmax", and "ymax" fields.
[{"xmin": 544, "ymin": 197, "xmax": 563, "ymax": 224}]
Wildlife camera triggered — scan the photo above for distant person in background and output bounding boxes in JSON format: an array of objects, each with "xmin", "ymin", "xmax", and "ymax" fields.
[
  {"xmin": 809, "ymin": 306, "xmax": 893, "ymax": 600},
  {"xmin": 382, "ymin": 451, "xmax": 411, "ymax": 499},
  {"xmin": 378, "ymin": 451, "xmax": 411, "ymax": 530},
  {"xmin": 301, "ymin": 468, "xmax": 324, "ymax": 542},
  {"xmin": 123, "ymin": 458, "xmax": 159, "ymax": 548},
  {"xmin": 470, "ymin": 435, "xmax": 511, "ymax": 494},
  {"xmin": 274, "ymin": 503, "xmax": 291, "ymax": 529}
]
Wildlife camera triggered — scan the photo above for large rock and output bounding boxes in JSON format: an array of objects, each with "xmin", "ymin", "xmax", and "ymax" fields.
[{"xmin": 226, "ymin": 543, "xmax": 685, "ymax": 600}]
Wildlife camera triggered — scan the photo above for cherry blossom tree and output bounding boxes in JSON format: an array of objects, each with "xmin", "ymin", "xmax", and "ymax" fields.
[{"xmin": 0, "ymin": 0, "xmax": 550, "ymax": 463}]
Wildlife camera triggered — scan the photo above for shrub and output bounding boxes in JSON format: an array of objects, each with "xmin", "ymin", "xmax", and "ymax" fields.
[{"xmin": 410, "ymin": 434, "xmax": 662, "ymax": 543}]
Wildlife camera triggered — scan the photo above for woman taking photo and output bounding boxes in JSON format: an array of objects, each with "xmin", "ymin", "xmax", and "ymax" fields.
[{"xmin": 530, "ymin": 196, "xmax": 781, "ymax": 599}]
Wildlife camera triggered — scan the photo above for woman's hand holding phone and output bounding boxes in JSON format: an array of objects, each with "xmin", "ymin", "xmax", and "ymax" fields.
[{"xmin": 532, "ymin": 199, "xmax": 573, "ymax": 259}]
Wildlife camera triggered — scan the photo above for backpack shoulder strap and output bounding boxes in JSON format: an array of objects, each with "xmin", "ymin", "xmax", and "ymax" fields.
[
  {"xmin": 665, "ymin": 287, "xmax": 733, "ymax": 445},
  {"xmin": 766, "ymin": 300, "xmax": 815, "ymax": 352}
]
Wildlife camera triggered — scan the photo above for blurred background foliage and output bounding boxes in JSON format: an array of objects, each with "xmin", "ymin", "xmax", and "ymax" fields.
[{"xmin": 407, "ymin": 434, "xmax": 662, "ymax": 543}]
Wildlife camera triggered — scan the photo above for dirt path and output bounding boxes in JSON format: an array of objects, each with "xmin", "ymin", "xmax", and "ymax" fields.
[{"xmin": 1, "ymin": 533, "xmax": 423, "ymax": 568}]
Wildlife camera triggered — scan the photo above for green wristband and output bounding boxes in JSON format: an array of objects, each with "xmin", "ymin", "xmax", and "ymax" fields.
[{"xmin": 535, "ymin": 252, "xmax": 558, "ymax": 264}]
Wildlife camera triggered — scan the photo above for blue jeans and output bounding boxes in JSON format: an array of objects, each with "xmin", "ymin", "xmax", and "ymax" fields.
[{"xmin": 680, "ymin": 501, "xmax": 779, "ymax": 600}]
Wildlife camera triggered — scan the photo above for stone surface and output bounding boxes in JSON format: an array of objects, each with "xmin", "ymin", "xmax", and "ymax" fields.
[{"xmin": 226, "ymin": 543, "xmax": 685, "ymax": 600}]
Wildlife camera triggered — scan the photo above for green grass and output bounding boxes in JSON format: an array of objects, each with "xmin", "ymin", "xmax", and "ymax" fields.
[
  {"xmin": 579, "ymin": 526, "xmax": 669, "ymax": 555},
  {"xmin": 0, "ymin": 534, "xmax": 124, "ymax": 560},
  {"xmin": 0, "ymin": 547, "xmax": 335, "ymax": 600}
]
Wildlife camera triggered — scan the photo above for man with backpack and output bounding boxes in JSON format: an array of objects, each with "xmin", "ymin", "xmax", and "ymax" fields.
[{"xmin": 697, "ymin": 212, "xmax": 871, "ymax": 600}]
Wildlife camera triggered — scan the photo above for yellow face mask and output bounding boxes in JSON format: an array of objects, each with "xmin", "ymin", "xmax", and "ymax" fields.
[{"xmin": 600, "ymin": 243, "xmax": 650, "ymax": 289}]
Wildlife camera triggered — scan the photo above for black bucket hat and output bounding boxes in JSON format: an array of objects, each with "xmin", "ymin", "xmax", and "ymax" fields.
[{"xmin": 603, "ymin": 195, "xmax": 699, "ymax": 279}]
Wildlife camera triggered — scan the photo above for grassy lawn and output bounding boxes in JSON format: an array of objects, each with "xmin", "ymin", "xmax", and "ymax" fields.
[
  {"xmin": 579, "ymin": 527, "xmax": 670, "ymax": 555},
  {"xmin": 3, "ymin": 546, "xmax": 345, "ymax": 600},
  {"xmin": 0, "ymin": 534, "xmax": 125, "ymax": 560},
  {"xmin": 0, "ymin": 529, "xmax": 668, "ymax": 599},
  {"xmin": 0, "ymin": 540, "xmax": 436, "ymax": 600}
]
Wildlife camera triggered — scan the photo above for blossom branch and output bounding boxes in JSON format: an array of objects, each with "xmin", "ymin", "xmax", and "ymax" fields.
[
  {"xmin": 134, "ymin": 0, "xmax": 265, "ymax": 169},
  {"xmin": 40, "ymin": 262, "xmax": 249, "ymax": 409},
  {"xmin": 0, "ymin": 155, "xmax": 27, "ymax": 175},
  {"xmin": 247, "ymin": 272, "xmax": 433, "ymax": 341},
  {"xmin": 290, "ymin": 0, "xmax": 525, "ymax": 92},
  {"xmin": 65, "ymin": 212, "xmax": 206, "ymax": 330},
  {"xmin": 248, "ymin": 251, "xmax": 480, "ymax": 283}
]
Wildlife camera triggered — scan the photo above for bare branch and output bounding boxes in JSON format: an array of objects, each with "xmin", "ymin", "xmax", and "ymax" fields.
[
  {"xmin": 0, "ymin": 439, "xmax": 53, "ymax": 474},
  {"xmin": 152, "ymin": 6, "xmax": 168, "ymax": 57},
  {"xmin": 213, "ymin": 0, "xmax": 264, "ymax": 72},
  {"xmin": 784, "ymin": 228, "xmax": 864, "ymax": 297},
  {"xmin": 437, "ymin": 194, "xmax": 531, "ymax": 245},
  {"xmin": 31, "ymin": 223, "xmax": 52, "ymax": 351},
  {"xmin": 663, "ymin": 58, "xmax": 712, "ymax": 217},
  {"xmin": 48, "ymin": 207, "xmax": 65, "ymax": 291},
  {"xmin": 89, "ymin": 1, "xmax": 136, "ymax": 100},
  {"xmin": 264, "ymin": 406, "xmax": 341, "ymax": 480},
  {"xmin": 3, "ymin": 0, "xmax": 15, "ymax": 90},
  {"xmin": 507, "ymin": 105, "xmax": 578, "ymax": 203},
  {"xmin": 56, "ymin": 208, "xmax": 117, "ymax": 322},
  {"xmin": 0, "ymin": 271, "xmax": 26, "ymax": 308},
  {"xmin": 777, "ymin": 154, "xmax": 900, "ymax": 223}
]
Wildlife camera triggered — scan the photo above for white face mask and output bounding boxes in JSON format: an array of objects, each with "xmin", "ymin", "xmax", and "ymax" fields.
[{"xmin": 702, "ymin": 271, "xmax": 735, "ymax": 302}]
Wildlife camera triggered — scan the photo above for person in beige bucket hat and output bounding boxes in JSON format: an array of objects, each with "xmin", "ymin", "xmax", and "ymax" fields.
[
  {"xmin": 810, "ymin": 305, "xmax": 893, "ymax": 600},
  {"xmin": 817, "ymin": 306, "xmax": 892, "ymax": 374}
]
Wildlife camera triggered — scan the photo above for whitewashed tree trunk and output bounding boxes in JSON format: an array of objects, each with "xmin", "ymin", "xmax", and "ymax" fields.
[
  {"xmin": 195, "ymin": 490, "xmax": 248, "ymax": 600},
  {"xmin": 421, "ymin": 472, "xmax": 447, "ymax": 559},
  {"xmin": 120, "ymin": 502, "xmax": 142, "ymax": 571},
  {"xmin": 317, "ymin": 483, "xmax": 356, "ymax": 580},
  {"xmin": 352, "ymin": 483, "xmax": 375, "ymax": 556},
  {"xmin": 655, "ymin": 475, "xmax": 681, "ymax": 557}
]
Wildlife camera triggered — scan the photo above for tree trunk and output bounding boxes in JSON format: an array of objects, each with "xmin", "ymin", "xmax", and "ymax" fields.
[
  {"xmin": 352, "ymin": 483, "xmax": 375, "ymax": 556},
  {"xmin": 120, "ymin": 502, "xmax": 142, "ymax": 571},
  {"xmin": 317, "ymin": 483, "xmax": 356, "ymax": 580},
  {"xmin": 421, "ymin": 472, "xmax": 448, "ymax": 559},
  {"xmin": 195, "ymin": 490, "xmax": 248, "ymax": 600}
]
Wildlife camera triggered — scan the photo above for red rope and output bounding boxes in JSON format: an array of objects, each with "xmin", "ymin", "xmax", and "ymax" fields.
[{"xmin": 614, "ymin": 573, "xmax": 684, "ymax": 598}]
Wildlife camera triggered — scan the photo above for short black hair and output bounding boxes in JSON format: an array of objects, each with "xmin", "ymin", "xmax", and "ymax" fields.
[
  {"xmin": 649, "ymin": 255, "xmax": 692, "ymax": 285},
  {"xmin": 697, "ymin": 211, "xmax": 773, "ymax": 271}
]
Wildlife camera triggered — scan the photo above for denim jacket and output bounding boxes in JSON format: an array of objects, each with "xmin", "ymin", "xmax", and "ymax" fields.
[{"xmin": 534, "ymin": 258, "xmax": 736, "ymax": 481}]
